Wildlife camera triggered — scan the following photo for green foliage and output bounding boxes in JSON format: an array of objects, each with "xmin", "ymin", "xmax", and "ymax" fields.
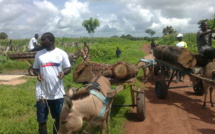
[
  {"xmin": 82, "ymin": 17, "xmax": 100, "ymax": 37},
  {"xmin": 156, "ymin": 33, "xmax": 199, "ymax": 53},
  {"xmin": 162, "ymin": 26, "xmax": 177, "ymax": 35},
  {"xmin": 0, "ymin": 32, "xmax": 8, "ymax": 39},
  {"xmin": 145, "ymin": 29, "xmax": 156, "ymax": 37},
  {"xmin": 207, "ymin": 14, "xmax": 215, "ymax": 29}
]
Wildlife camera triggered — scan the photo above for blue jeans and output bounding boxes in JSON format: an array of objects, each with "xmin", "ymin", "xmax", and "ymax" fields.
[{"xmin": 35, "ymin": 98, "xmax": 64, "ymax": 123}]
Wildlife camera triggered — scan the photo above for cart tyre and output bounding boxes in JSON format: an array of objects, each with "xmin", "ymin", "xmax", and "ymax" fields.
[
  {"xmin": 155, "ymin": 80, "xmax": 168, "ymax": 99},
  {"xmin": 136, "ymin": 91, "xmax": 146, "ymax": 121},
  {"xmin": 28, "ymin": 65, "xmax": 35, "ymax": 76},
  {"xmin": 193, "ymin": 79, "xmax": 204, "ymax": 95}
]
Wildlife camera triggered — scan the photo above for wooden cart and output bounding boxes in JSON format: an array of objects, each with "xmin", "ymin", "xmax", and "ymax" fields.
[
  {"xmin": 154, "ymin": 59, "xmax": 215, "ymax": 99},
  {"xmin": 109, "ymin": 78, "xmax": 146, "ymax": 121}
]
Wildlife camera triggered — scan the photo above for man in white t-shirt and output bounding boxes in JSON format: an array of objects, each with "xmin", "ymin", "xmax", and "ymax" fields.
[
  {"xmin": 33, "ymin": 32, "xmax": 71, "ymax": 134},
  {"xmin": 28, "ymin": 34, "xmax": 44, "ymax": 51}
]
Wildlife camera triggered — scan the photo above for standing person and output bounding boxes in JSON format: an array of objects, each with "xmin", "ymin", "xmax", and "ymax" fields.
[
  {"xmin": 175, "ymin": 33, "xmax": 187, "ymax": 83},
  {"xmin": 197, "ymin": 21, "xmax": 215, "ymax": 58},
  {"xmin": 116, "ymin": 47, "xmax": 121, "ymax": 58},
  {"xmin": 33, "ymin": 32, "xmax": 71, "ymax": 134},
  {"xmin": 28, "ymin": 34, "xmax": 44, "ymax": 51},
  {"xmin": 82, "ymin": 42, "xmax": 90, "ymax": 62},
  {"xmin": 150, "ymin": 39, "xmax": 156, "ymax": 54}
]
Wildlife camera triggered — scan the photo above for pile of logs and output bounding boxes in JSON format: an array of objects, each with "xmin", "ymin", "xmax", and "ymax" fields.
[
  {"xmin": 73, "ymin": 61, "xmax": 139, "ymax": 83},
  {"xmin": 153, "ymin": 45, "xmax": 198, "ymax": 69}
]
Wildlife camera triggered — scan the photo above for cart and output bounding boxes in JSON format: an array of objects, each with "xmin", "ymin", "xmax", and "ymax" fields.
[
  {"xmin": 109, "ymin": 78, "xmax": 146, "ymax": 121},
  {"xmin": 154, "ymin": 59, "xmax": 208, "ymax": 99},
  {"xmin": 8, "ymin": 52, "xmax": 37, "ymax": 76}
]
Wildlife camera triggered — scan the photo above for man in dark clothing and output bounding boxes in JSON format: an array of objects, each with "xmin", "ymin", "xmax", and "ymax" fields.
[
  {"xmin": 116, "ymin": 47, "xmax": 121, "ymax": 58},
  {"xmin": 150, "ymin": 39, "xmax": 156, "ymax": 54},
  {"xmin": 197, "ymin": 21, "xmax": 215, "ymax": 58}
]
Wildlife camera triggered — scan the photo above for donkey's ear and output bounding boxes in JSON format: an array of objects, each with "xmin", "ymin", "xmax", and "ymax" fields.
[
  {"xmin": 64, "ymin": 95, "xmax": 72, "ymax": 110},
  {"xmin": 67, "ymin": 85, "xmax": 71, "ymax": 90}
]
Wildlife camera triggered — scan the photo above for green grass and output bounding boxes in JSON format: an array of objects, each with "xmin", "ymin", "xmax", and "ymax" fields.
[
  {"xmin": 0, "ymin": 34, "xmax": 206, "ymax": 133},
  {"xmin": 0, "ymin": 37, "xmax": 148, "ymax": 134}
]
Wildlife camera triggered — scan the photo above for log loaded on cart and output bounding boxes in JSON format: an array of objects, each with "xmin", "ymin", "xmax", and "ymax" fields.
[
  {"xmin": 73, "ymin": 62, "xmax": 146, "ymax": 121},
  {"xmin": 153, "ymin": 45, "xmax": 215, "ymax": 108}
]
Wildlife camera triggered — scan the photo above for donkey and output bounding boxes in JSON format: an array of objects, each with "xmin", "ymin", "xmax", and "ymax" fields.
[
  {"xmin": 202, "ymin": 60, "xmax": 215, "ymax": 108},
  {"xmin": 58, "ymin": 67, "xmax": 113, "ymax": 134},
  {"xmin": 135, "ymin": 54, "xmax": 155, "ymax": 82}
]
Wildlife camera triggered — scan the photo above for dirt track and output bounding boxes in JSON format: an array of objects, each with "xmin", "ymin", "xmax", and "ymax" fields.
[{"xmin": 124, "ymin": 44, "xmax": 215, "ymax": 134}]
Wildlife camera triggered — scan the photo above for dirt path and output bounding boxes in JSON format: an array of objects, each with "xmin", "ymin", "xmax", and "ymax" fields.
[{"xmin": 124, "ymin": 44, "xmax": 215, "ymax": 134}]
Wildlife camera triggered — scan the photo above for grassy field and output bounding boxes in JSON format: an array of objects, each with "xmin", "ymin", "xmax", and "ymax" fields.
[
  {"xmin": 1, "ymin": 33, "xmax": 213, "ymax": 133},
  {"xmin": 0, "ymin": 37, "xmax": 148, "ymax": 134}
]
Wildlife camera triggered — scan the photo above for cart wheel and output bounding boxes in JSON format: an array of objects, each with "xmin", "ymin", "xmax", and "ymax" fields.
[
  {"xmin": 193, "ymin": 79, "xmax": 204, "ymax": 95},
  {"xmin": 136, "ymin": 90, "xmax": 146, "ymax": 121},
  {"xmin": 28, "ymin": 65, "xmax": 35, "ymax": 76},
  {"xmin": 155, "ymin": 80, "xmax": 168, "ymax": 99}
]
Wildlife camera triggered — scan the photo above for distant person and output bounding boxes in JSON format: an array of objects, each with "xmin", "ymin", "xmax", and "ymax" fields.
[
  {"xmin": 82, "ymin": 42, "xmax": 90, "ymax": 62},
  {"xmin": 175, "ymin": 33, "xmax": 187, "ymax": 83},
  {"xmin": 197, "ymin": 21, "xmax": 215, "ymax": 58},
  {"xmin": 33, "ymin": 32, "xmax": 71, "ymax": 134},
  {"xmin": 150, "ymin": 39, "xmax": 156, "ymax": 54},
  {"xmin": 28, "ymin": 34, "xmax": 44, "ymax": 51},
  {"xmin": 116, "ymin": 47, "xmax": 121, "ymax": 58},
  {"xmin": 175, "ymin": 33, "xmax": 188, "ymax": 48}
]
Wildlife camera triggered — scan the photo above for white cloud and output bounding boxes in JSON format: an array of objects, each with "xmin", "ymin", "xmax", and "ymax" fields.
[{"xmin": 0, "ymin": 0, "xmax": 215, "ymax": 39}]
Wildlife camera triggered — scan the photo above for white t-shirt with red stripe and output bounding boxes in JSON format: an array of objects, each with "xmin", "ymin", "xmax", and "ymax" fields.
[{"xmin": 33, "ymin": 48, "xmax": 71, "ymax": 100}]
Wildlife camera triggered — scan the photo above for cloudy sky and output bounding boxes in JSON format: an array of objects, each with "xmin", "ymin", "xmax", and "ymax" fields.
[{"xmin": 0, "ymin": 0, "xmax": 214, "ymax": 39}]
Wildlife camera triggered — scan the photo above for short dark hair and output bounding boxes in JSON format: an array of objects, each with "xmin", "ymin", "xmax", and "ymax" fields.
[
  {"xmin": 43, "ymin": 32, "xmax": 55, "ymax": 43},
  {"xmin": 200, "ymin": 21, "xmax": 208, "ymax": 27},
  {"xmin": 35, "ymin": 34, "xmax": 39, "ymax": 37}
]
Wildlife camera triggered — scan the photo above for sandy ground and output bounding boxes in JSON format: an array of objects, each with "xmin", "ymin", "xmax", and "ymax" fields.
[
  {"xmin": 0, "ymin": 70, "xmax": 30, "ymax": 85},
  {"xmin": 124, "ymin": 44, "xmax": 215, "ymax": 134}
]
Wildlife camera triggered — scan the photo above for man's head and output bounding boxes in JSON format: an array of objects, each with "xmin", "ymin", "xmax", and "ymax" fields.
[
  {"xmin": 200, "ymin": 21, "xmax": 208, "ymax": 31},
  {"xmin": 176, "ymin": 33, "xmax": 183, "ymax": 41},
  {"xmin": 35, "ymin": 34, "xmax": 39, "ymax": 39},
  {"xmin": 41, "ymin": 32, "xmax": 55, "ymax": 50}
]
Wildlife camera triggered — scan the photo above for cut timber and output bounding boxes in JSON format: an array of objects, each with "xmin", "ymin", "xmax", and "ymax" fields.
[
  {"xmin": 112, "ymin": 61, "xmax": 138, "ymax": 79},
  {"xmin": 73, "ymin": 62, "xmax": 95, "ymax": 83},
  {"xmin": 153, "ymin": 45, "xmax": 196, "ymax": 69},
  {"xmin": 8, "ymin": 51, "xmax": 37, "ymax": 59}
]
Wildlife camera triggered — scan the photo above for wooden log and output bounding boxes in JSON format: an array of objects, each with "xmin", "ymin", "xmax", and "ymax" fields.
[
  {"xmin": 73, "ymin": 62, "xmax": 95, "ymax": 83},
  {"xmin": 153, "ymin": 45, "xmax": 196, "ymax": 69},
  {"xmin": 112, "ymin": 61, "xmax": 138, "ymax": 79},
  {"xmin": 8, "ymin": 51, "xmax": 37, "ymax": 59}
]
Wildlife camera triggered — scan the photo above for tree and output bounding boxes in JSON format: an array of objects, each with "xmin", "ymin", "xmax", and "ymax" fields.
[
  {"xmin": 145, "ymin": 29, "xmax": 156, "ymax": 37},
  {"xmin": 0, "ymin": 32, "xmax": 8, "ymax": 39},
  {"xmin": 82, "ymin": 17, "xmax": 100, "ymax": 37},
  {"xmin": 162, "ymin": 26, "xmax": 177, "ymax": 35},
  {"xmin": 208, "ymin": 15, "xmax": 215, "ymax": 29}
]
